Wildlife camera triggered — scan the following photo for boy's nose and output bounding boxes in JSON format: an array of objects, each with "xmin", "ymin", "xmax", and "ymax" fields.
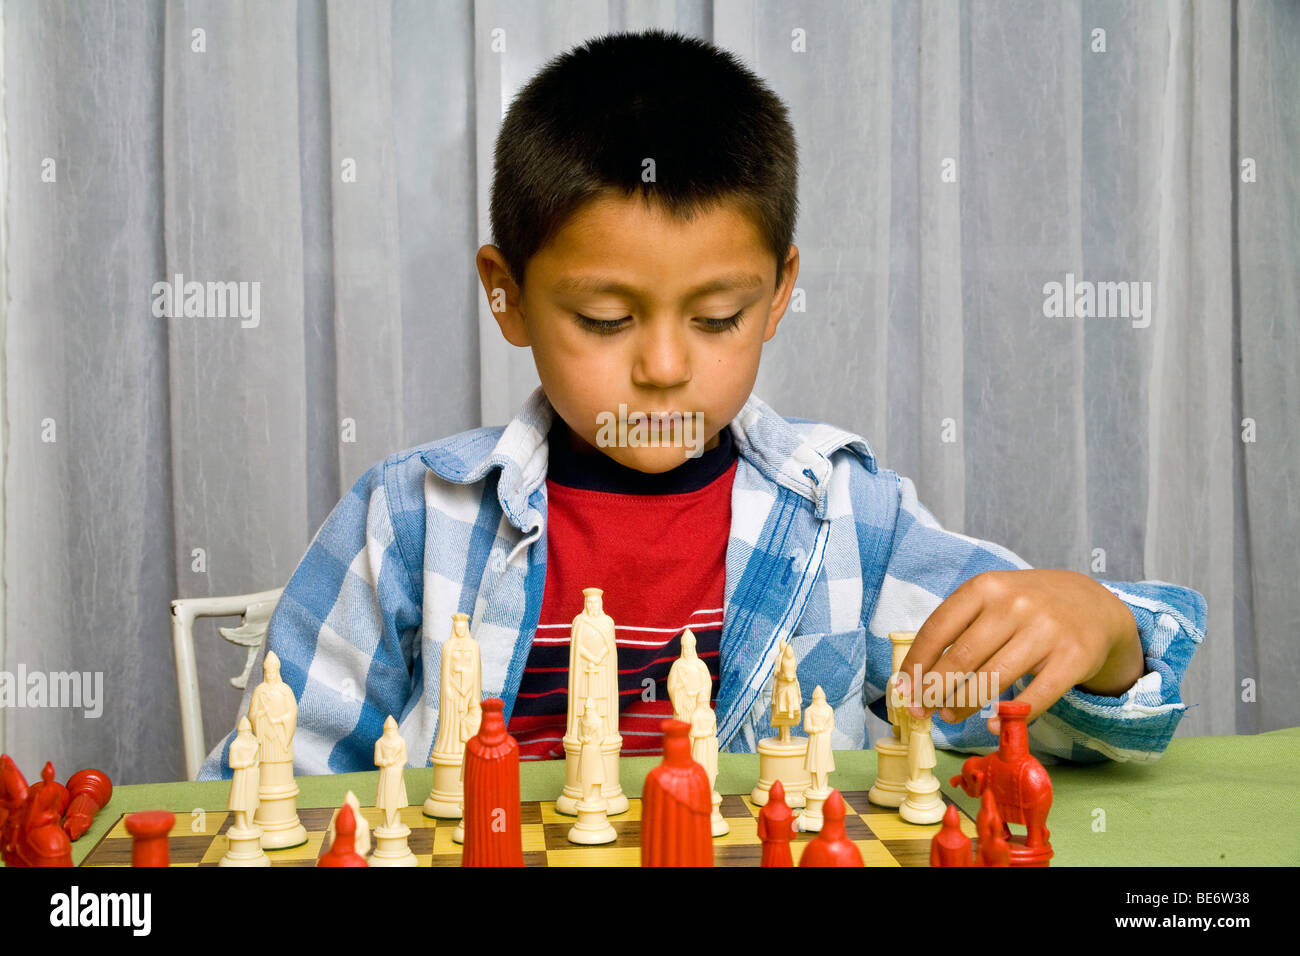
[{"xmin": 631, "ymin": 325, "xmax": 691, "ymax": 388}]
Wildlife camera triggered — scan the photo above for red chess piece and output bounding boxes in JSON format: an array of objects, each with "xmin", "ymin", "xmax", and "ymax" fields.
[
  {"xmin": 0, "ymin": 755, "xmax": 30, "ymax": 867},
  {"xmin": 641, "ymin": 720, "xmax": 713, "ymax": 867},
  {"xmin": 758, "ymin": 779, "xmax": 797, "ymax": 867},
  {"xmin": 975, "ymin": 789, "xmax": 1011, "ymax": 867},
  {"xmin": 18, "ymin": 778, "xmax": 74, "ymax": 866},
  {"xmin": 929, "ymin": 804, "xmax": 973, "ymax": 867},
  {"xmin": 798, "ymin": 790, "xmax": 863, "ymax": 867},
  {"xmin": 63, "ymin": 769, "xmax": 113, "ymax": 841},
  {"xmin": 27, "ymin": 762, "xmax": 71, "ymax": 819},
  {"xmin": 461, "ymin": 698, "xmax": 523, "ymax": 867},
  {"xmin": 318, "ymin": 803, "xmax": 368, "ymax": 867},
  {"xmin": 125, "ymin": 811, "xmax": 175, "ymax": 867},
  {"xmin": 950, "ymin": 701, "xmax": 1053, "ymax": 866}
]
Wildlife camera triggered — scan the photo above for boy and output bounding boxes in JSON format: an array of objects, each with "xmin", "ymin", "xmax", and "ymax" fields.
[{"xmin": 199, "ymin": 30, "xmax": 1204, "ymax": 780}]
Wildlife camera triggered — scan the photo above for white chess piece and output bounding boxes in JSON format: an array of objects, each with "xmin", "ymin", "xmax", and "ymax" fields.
[
  {"xmin": 250, "ymin": 651, "xmax": 308, "ymax": 849},
  {"xmin": 899, "ymin": 712, "xmax": 946, "ymax": 824},
  {"xmin": 751, "ymin": 640, "xmax": 811, "ymax": 807},
  {"xmin": 689, "ymin": 691, "xmax": 728, "ymax": 837},
  {"xmin": 326, "ymin": 790, "xmax": 370, "ymax": 857},
  {"xmin": 370, "ymin": 715, "xmax": 417, "ymax": 866},
  {"xmin": 799, "ymin": 685, "xmax": 835, "ymax": 832},
  {"xmin": 425, "ymin": 613, "xmax": 482, "ymax": 818},
  {"xmin": 667, "ymin": 629, "xmax": 711, "ymax": 723},
  {"xmin": 869, "ymin": 632, "xmax": 916, "ymax": 807},
  {"xmin": 219, "ymin": 716, "xmax": 269, "ymax": 867},
  {"xmin": 557, "ymin": 588, "xmax": 627, "ymax": 816},
  {"xmin": 567, "ymin": 698, "xmax": 616, "ymax": 845}
]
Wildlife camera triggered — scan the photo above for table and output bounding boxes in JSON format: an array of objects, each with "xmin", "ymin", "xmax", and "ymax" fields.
[{"xmin": 63, "ymin": 727, "xmax": 1300, "ymax": 866}]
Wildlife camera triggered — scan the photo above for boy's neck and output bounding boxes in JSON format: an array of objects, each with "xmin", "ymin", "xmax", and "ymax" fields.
[{"xmin": 552, "ymin": 419, "xmax": 721, "ymax": 459}]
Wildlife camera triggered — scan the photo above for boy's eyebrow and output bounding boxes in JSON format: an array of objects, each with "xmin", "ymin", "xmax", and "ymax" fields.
[{"xmin": 552, "ymin": 271, "xmax": 765, "ymax": 299}]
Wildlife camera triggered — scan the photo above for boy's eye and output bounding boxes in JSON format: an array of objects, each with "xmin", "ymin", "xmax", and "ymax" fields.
[{"xmin": 573, "ymin": 310, "xmax": 744, "ymax": 334}]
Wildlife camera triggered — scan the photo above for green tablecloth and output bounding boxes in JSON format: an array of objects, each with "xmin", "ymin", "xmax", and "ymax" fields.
[{"xmin": 60, "ymin": 727, "xmax": 1300, "ymax": 866}]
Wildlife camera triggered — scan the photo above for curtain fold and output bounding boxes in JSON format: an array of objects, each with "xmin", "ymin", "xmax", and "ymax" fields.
[{"xmin": 1, "ymin": 0, "xmax": 1293, "ymax": 784}]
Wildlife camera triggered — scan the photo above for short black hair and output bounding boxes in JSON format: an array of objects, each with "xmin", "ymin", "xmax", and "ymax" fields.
[{"xmin": 489, "ymin": 29, "xmax": 799, "ymax": 293}]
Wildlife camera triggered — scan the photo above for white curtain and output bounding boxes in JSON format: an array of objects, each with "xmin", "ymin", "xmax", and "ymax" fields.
[{"xmin": 1, "ymin": 0, "xmax": 1294, "ymax": 784}]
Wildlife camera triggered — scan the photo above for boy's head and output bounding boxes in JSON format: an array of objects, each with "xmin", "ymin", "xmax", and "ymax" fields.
[{"xmin": 476, "ymin": 30, "xmax": 800, "ymax": 473}]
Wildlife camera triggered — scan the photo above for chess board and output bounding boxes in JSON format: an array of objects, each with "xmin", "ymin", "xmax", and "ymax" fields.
[{"xmin": 78, "ymin": 790, "xmax": 977, "ymax": 867}]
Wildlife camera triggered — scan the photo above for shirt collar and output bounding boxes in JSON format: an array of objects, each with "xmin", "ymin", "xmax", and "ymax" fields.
[{"xmin": 418, "ymin": 386, "xmax": 878, "ymax": 528}]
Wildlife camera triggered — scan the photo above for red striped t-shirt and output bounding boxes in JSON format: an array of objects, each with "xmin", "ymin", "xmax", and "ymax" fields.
[{"xmin": 507, "ymin": 420, "xmax": 736, "ymax": 759}]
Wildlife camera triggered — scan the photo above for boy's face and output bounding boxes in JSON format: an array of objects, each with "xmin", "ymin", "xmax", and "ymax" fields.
[{"xmin": 477, "ymin": 192, "xmax": 799, "ymax": 473}]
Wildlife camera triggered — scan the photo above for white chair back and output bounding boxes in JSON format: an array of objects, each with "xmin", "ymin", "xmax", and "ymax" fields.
[{"xmin": 170, "ymin": 588, "xmax": 283, "ymax": 780}]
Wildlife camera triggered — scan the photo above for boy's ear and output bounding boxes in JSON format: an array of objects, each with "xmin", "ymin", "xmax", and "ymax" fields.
[
  {"xmin": 476, "ymin": 245, "xmax": 530, "ymax": 347},
  {"xmin": 763, "ymin": 244, "xmax": 801, "ymax": 342}
]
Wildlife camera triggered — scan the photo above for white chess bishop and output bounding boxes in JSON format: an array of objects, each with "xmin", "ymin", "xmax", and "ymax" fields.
[
  {"xmin": 249, "ymin": 651, "xmax": 308, "ymax": 849},
  {"xmin": 424, "ymin": 613, "xmax": 482, "ymax": 818}
]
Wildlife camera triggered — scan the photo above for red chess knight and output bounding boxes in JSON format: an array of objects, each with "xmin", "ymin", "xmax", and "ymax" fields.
[{"xmin": 950, "ymin": 700, "xmax": 1053, "ymax": 866}]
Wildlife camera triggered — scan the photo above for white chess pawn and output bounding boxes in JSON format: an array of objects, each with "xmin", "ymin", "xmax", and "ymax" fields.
[
  {"xmin": 369, "ymin": 715, "xmax": 417, "ymax": 866},
  {"xmin": 799, "ymin": 686, "xmax": 835, "ymax": 832},
  {"xmin": 567, "ymin": 698, "xmax": 616, "ymax": 845},
  {"xmin": 220, "ymin": 716, "xmax": 269, "ymax": 867},
  {"xmin": 326, "ymin": 790, "xmax": 370, "ymax": 857},
  {"xmin": 689, "ymin": 692, "xmax": 728, "ymax": 837},
  {"xmin": 899, "ymin": 712, "xmax": 946, "ymax": 824}
]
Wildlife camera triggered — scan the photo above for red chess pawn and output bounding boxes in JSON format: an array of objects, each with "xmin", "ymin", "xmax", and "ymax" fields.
[
  {"xmin": 950, "ymin": 701, "xmax": 1053, "ymax": 866},
  {"xmin": 318, "ymin": 803, "xmax": 368, "ymax": 867},
  {"xmin": 758, "ymin": 780, "xmax": 797, "ymax": 867},
  {"xmin": 641, "ymin": 720, "xmax": 713, "ymax": 867},
  {"xmin": 929, "ymin": 804, "xmax": 973, "ymax": 867},
  {"xmin": 63, "ymin": 769, "xmax": 113, "ymax": 841},
  {"xmin": 461, "ymin": 698, "xmax": 523, "ymax": 867},
  {"xmin": 798, "ymin": 790, "xmax": 863, "ymax": 867},
  {"xmin": 975, "ymin": 790, "xmax": 1011, "ymax": 867},
  {"xmin": 125, "ymin": 811, "xmax": 175, "ymax": 867}
]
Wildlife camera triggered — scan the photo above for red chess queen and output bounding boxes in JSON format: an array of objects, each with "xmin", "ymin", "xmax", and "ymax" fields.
[{"xmin": 461, "ymin": 698, "xmax": 524, "ymax": 867}]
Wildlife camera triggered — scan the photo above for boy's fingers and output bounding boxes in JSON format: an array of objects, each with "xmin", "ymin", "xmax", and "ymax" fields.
[
  {"xmin": 938, "ymin": 633, "xmax": 1041, "ymax": 724},
  {"xmin": 900, "ymin": 575, "xmax": 988, "ymax": 709},
  {"xmin": 927, "ymin": 610, "xmax": 1015, "ymax": 710},
  {"xmin": 1008, "ymin": 656, "xmax": 1081, "ymax": 725}
]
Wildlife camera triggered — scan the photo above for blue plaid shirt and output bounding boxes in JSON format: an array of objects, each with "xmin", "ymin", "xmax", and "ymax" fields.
[{"xmin": 198, "ymin": 386, "xmax": 1205, "ymax": 779}]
